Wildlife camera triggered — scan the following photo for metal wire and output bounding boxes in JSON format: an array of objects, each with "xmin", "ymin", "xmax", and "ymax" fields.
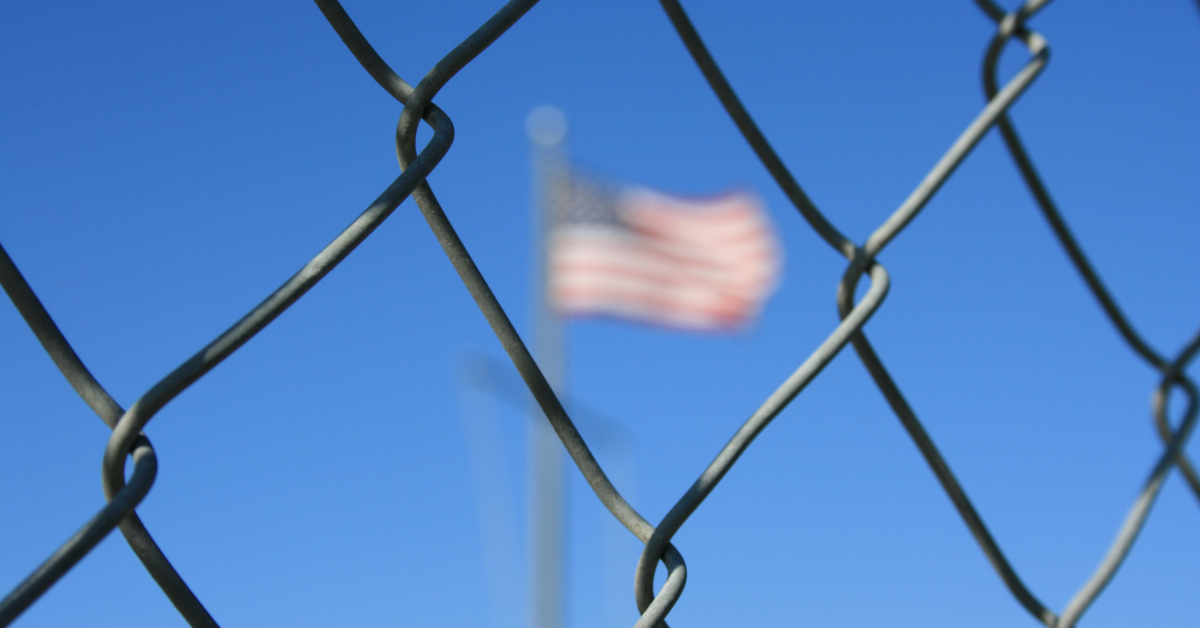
[{"xmin": 0, "ymin": 1, "xmax": 1195, "ymax": 627}]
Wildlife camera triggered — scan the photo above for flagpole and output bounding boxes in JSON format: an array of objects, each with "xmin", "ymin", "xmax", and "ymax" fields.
[{"xmin": 526, "ymin": 105, "xmax": 568, "ymax": 628}]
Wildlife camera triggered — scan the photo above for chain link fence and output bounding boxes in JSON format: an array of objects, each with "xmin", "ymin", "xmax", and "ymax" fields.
[{"xmin": 1, "ymin": 1, "xmax": 1197, "ymax": 626}]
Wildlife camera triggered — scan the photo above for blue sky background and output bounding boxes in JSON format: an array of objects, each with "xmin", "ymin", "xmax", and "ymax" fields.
[{"xmin": 1, "ymin": 1, "xmax": 1198, "ymax": 627}]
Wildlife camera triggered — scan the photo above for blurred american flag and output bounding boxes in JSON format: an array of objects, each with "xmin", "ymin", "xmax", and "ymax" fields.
[{"xmin": 548, "ymin": 172, "xmax": 781, "ymax": 331}]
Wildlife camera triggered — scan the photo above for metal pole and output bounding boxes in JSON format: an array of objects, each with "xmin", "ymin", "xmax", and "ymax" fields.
[{"xmin": 526, "ymin": 105, "xmax": 569, "ymax": 628}]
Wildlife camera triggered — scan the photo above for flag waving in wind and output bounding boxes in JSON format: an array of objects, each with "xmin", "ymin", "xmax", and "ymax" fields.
[{"xmin": 548, "ymin": 171, "xmax": 782, "ymax": 331}]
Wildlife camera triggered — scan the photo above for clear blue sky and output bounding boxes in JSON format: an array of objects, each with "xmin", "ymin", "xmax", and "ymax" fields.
[{"xmin": 1, "ymin": 1, "xmax": 1198, "ymax": 627}]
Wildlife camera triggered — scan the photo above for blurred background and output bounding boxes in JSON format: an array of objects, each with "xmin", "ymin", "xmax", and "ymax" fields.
[{"xmin": 0, "ymin": 1, "xmax": 1198, "ymax": 627}]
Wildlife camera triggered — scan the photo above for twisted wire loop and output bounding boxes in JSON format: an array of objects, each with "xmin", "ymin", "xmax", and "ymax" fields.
[
  {"xmin": 974, "ymin": 0, "xmax": 1200, "ymax": 503},
  {"xmin": 0, "ymin": 1, "xmax": 539, "ymax": 623},
  {"xmin": 0, "ymin": 245, "xmax": 218, "ymax": 627},
  {"xmin": 319, "ymin": 1, "xmax": 690, "ymax": 618},
  {"xmin": 654, "ymin": 1, "xmax": 1200, "ymax": 628},
  {"xmin": 640, "ymin": 1, "xmax": 1047, "ymax": 625}
]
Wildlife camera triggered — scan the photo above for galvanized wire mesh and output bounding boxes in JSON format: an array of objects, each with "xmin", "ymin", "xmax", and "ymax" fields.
[{"xmin": 1, "ymin": 1, "xmax": 1197, "ymax": 627}]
